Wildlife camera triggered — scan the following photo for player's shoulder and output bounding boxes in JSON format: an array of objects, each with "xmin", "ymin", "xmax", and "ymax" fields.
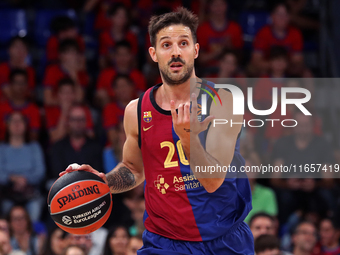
[{"xmin": 125, "ymin": 98, "xmax": 139, "ymax": 117}]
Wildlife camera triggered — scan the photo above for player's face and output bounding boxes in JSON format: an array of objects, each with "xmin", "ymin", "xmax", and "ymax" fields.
[{"xmin": 149, "ymin": 24, "xmax": 199, "ymax": 86}]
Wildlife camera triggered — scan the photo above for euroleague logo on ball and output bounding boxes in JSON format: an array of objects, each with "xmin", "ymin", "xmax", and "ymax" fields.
[
  {"xmin": 57, "ymin": 184, "xmax": 101, "ymax": 209},
  {"xmin": 62, "ymin": 215, "xmax": 72, "ymax": 225}
]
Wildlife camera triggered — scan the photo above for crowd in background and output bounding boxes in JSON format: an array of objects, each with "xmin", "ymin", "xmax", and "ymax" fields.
[{"xmin": 0, "ymin": 0, "xmax": 339, "ymax": 254}]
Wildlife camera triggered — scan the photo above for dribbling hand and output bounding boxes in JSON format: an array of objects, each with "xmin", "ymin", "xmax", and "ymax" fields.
[{"xmin": 59, "ymin": 163, "xmax": 108, "ymax": 184}]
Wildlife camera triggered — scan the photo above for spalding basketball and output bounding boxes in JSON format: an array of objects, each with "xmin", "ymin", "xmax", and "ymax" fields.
[{"xmin": 48, "ymin": 171, "xmax": 112, "ymax": 234}]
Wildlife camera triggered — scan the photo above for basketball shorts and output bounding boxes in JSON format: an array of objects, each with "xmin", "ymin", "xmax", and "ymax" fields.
[{"xmin": 137, "ymin": 221, "xmax": 254, "ymax": 255}]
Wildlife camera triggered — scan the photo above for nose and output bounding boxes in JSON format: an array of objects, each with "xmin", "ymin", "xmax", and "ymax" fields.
[{"xmin": 171, "ymin": 43, "xmax": 181, "ymax": 58}]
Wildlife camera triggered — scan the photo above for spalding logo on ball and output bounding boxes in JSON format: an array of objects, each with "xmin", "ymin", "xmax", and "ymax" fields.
[{"xmin": 48, "ymin": 171, "xmax": 112, "ymax": 234}]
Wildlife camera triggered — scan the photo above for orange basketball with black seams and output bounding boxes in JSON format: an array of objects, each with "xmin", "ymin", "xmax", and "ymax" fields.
[{"xmin": 48, "ymin": 171, "xmax": 112, "ymax": 234}]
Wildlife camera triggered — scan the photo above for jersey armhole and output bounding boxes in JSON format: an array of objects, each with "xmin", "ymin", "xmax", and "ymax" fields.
[{"xmin": 137, "ymin": 92, "xmax": 145, "ymax": 149}]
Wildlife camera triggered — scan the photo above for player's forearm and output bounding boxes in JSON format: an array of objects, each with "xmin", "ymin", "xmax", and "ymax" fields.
[
  {"xmin": 105, "ymin": 162, "xmax": 143, "ymax": 194},
  {"xmin": 185, "ymin": 136, "xmax": 226, "ymax": 193}
]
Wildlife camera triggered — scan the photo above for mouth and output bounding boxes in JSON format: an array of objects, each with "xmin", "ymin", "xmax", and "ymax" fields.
[{"xmin": 170, "ymin": 62, "xmax": 183, "ymax": 71}]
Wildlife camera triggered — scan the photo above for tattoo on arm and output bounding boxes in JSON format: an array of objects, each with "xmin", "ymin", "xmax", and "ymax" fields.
[{"xmin": 106, "ymin": 166, "xmax": 137, "ymax": 193}]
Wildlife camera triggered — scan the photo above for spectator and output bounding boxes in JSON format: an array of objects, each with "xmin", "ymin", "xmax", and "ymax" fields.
[
  {"xmin": 270, "ymin": 112, "xmax": 334, "ymax": 224},
  {"xmin": 0, "ymin": 69, "xmax": 40, "ymax": 141},
  {"xmin": 248, "ymin": 213, "xmax": 275, "ymax": 240},
  {"xmin": 96, "ymin": 41, "xmax": 146, "ymax": 107},
  {"xmin": 314, "ymin": 218, "xmax": 340, "ymax": 255},
  {"xmin": 126, "ymin": 236, "xmax": 143, "ymax": 255},
  {"xmin": 103, "ymin": 120, "xmax": 126, "ymax": 173},
  {"xmin": 43, "ymin": 39, "xmax": 89, "ymax": 106},
  {"xmin": 8, "ymin": 206, "xmax": 44, "ymax": 255},
  {"xmin": 0, "ymin": 230, "xmax": 12, "ymax": 255},
  {"xmin": 63, "ymin": 245, "xmax": 86, "ymax": 255},
  {"xmin": 253, "ymin": 46, "xmax": 288, "ymax": 111},
  {"xmin": 250, "ymin": 3, "xmax": 304, "ymax": 76},
  {"xmin": 49, "ymin": 104, "xmax": 103, "ymax": 179},
  {"xmin": 45, "ymin": 78, "xmax": 94, "ymax": 144},
  {"xmin": 102, "ymin": 74, "xmax": 133, "ymax": 144},
  {"xmin": 41, "ymin": 226, "xmax": 70, "ymax": 255},
  {"xmin": 0, "ymin": 36, "xmax": 35, "ymax": 101},
  {"xmin": 128, "ymin": 198, "xmax": 145, "ymax": 237},
  {"xmin": 0, "ymin": 112, "xmax": 45, "ymax": 222},
  {"xmin": 47, "ymin": 16, "xmax": 85, "ymax": 63},
  {"xmin": 291, "ymin": 221, "xmax": 318, "ymax": 255},
  {"xmin": 254, "ymin": 234, "xmax": 281, "ymax": 255},
  {"xmin": 88, "ymin": 228, "xmax": 108, "ymax": 255},
  {"xmin": 208, "ymin": 50, "xmax": 245, "ymax": 80},
  {"xmin": 0, "ymin": 218, "xmax": 9, "ymax": 234},
  {"xmin": 103, "ymin": 226, "xmax": 130, "ymax": 255},
  {"xmin": 83, "ymin": 0, "xmax": 133, "ymax": 32},
  {"xmin": 68, "ymin": 234, "xmax": 92, "ymax": 255},
  {"xmin": 98, "ymin": 3, "xmax": 138, "ymax": 69},
  {"xmin": 197, "ymin": 0, "xmax": 243, "ymax": 70},
  {"xmin": 244, "ymin": 153, "xmax": 278, "ymax": 224}
]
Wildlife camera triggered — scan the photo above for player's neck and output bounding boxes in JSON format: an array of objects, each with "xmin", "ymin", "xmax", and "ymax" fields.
[{"xmin": 161, "ymin": 73, "xmax": 199, "ymax": 105}]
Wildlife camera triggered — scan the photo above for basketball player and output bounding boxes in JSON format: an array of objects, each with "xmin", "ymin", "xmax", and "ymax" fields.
[{"xmin": 60, "ymin": 7, "xmax": 254, "ymax": 254}]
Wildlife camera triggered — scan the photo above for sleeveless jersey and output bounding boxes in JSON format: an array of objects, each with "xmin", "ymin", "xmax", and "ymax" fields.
[{"xmin": 138, "ymin": 82, "xmax": 252, "ymax": 242}]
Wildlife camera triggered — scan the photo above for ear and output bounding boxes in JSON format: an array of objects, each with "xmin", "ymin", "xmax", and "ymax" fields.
[
  {"xmin": 194, "ymin": 43, "xmax": 199, "ymax": 59},
  {"xmin": 148, "ymin": 47, "xmax": 158, "ymax": 63}
]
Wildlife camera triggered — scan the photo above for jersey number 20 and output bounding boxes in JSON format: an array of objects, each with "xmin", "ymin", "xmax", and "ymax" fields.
[{"xmin": 160, "ymin": 141, "xmax": 189, "ymax": 168}]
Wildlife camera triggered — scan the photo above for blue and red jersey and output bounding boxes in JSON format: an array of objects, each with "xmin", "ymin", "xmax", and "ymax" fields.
[{"xmin": 138, "ymin": 81, "xmax": 252, "ymax": 242}]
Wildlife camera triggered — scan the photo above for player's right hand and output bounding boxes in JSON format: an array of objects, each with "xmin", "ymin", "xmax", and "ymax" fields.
[{"xmin": 59, "ymin": 163, "xmax": 108, "ymax": 184}]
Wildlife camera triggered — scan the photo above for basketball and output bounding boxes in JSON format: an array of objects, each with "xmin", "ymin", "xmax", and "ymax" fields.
[{"xmin": 48, "ymin": 171, "xmax": 112, "ymax": 235}]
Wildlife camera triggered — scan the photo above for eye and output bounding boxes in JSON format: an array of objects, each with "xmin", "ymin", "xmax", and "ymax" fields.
[
  {"xmin": 163, "ymin": 43, "xmax": 170, "ymax": 48},
  {"xmin": 181, "ymin": 41, "xmax": 188, "ymax": 46}
]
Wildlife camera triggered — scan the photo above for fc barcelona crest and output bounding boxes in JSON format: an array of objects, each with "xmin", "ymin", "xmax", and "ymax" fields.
[{"xmin": 143, "ymin": 111, "xmax": 152, "ymax": 123}]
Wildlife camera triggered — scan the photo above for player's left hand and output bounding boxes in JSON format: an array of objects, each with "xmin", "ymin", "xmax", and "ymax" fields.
[{"xmin": 170, "ymin": 93, "xmax": 214, "ymax": 143}]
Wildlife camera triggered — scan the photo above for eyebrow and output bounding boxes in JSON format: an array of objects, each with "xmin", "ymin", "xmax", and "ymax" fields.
[{"xmin": 159, "ymin": 35, "xmax": 190, "ymax": 41}]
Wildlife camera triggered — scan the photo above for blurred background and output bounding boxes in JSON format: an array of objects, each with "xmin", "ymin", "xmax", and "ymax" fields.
[{"xmin": 0, "ymin": 0, "xmax": 339, "ymax": 254}]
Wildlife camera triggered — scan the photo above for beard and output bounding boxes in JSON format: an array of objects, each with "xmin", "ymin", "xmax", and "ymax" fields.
[{"xmin": 159, "ymin": 57, "xmax": 194, "ymax": 86}]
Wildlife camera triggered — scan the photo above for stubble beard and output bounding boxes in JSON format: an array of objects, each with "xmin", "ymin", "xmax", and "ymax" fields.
[{"xmin": 159, "ymin": 61, "xmax": 194, "ymax": 86}]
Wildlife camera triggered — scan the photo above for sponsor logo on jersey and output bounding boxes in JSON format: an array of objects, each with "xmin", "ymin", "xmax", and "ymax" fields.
[
  {"xmin": 154, "ymin": 175, "xmax": 169, "ymax": 194},
  {"xmin": 143, "ymin": 125, "xmax": 153, "ymax": 131}
]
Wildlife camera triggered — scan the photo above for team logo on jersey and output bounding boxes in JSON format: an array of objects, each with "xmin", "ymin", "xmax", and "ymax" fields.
[
  {"xmin": 143, "ymin": 111, "xmax": 152, "ymax": 123},
  {"xmin": 154, "ymin": 175, "xmax": 169, "ymax": 194}
]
